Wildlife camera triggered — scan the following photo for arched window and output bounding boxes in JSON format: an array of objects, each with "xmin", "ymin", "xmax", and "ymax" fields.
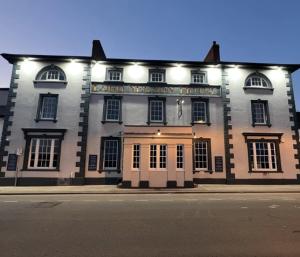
[
  {"xmin": 245, "ymin": 72, "xmax": 271, "ymax": 88},
  {"xmin": 36, "ymin": 65, "xmax": 66, "ymax": 81}
]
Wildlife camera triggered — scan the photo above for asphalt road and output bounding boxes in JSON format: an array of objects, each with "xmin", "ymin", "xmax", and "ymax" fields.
[{"xmin": 1, "ymin": 193, "xmax": 300, "ymax": 257}]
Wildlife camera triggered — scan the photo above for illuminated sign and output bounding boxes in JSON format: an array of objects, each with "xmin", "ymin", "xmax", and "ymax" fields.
[{"xmin": 92, "ymin": 84, "xmax": 221, "ymax": 97}]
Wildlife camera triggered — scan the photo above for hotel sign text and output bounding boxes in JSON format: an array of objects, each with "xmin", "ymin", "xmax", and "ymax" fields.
[{"xmin": 92, "ymin": 84, "xmax": 222, "ymax": 97}]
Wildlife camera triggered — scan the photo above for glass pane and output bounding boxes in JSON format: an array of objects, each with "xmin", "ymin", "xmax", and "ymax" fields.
[
  {"xmin": 40, "ymin": 96, "xmax": 57, "ymax": 119},
  {"xmin": 193, "ymin": 101, "xmax": 206, "ymax": 122},
  {"xmin": 106, "ymin": 99, "xmax": 120, "ymax": 121},
  {"xmin": 150, "ymin": 100, "xmax": 163, "ymax": 122}
]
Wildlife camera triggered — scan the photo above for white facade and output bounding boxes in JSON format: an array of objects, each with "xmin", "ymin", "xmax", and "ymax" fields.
[{"xmin": 0, "ymin": 41, "xmax": 299, "ymax": 186}]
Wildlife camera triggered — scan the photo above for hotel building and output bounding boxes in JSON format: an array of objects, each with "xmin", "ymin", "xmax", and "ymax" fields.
[{"xmin": 0, "ymin": 40, "xmax": 299, "ymax": 187}]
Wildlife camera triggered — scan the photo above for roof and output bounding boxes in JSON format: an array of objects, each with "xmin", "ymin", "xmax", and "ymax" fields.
[{"xmin": 2, "ymin": 53, "xmax": 300, "ymax": 72}]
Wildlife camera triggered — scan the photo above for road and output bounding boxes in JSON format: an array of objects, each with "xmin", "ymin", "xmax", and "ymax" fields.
[{"xmin": 1, "ymin": 193, "xmax": 300, "ymax": 257}]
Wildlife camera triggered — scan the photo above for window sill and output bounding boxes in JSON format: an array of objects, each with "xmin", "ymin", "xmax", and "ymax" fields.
[
  {"xmin": 98, "ymin": 169, "xmax": 121, "ymax": 173},
  {"xmin": 21, "ymin": 169, "xmax": 60, "ymax": 172},
  {"xmin": 103, "ymin": 80, "xmax": 124, "ymax": 84},
  {"xmin": 252, "ymin": 123, "xmax": 272, "ymax": 127},
  {"xmin": 35, "ymin": 118, "xmax": 57, "ymax": 123},
  {"xmin": 34, "ymin": 80, "xmax": 67, "ymax": 85},
  {"xmin": 189, "ymin": 83, "xmax": 208, "ymax": 86},
  {"xmin": 193, "ymin": 169, "xmax": 213, "ymax": 173},
  {"xmin": 147, "ymin": 82, "xmax": 167, "ymax": 86},
  {"xmin": 243, "ymin": 87, "xmax": 274, "ymax": 92},
  {"xmin": 101, "ymin": 120, "xmax": 123, "ymax": 124},
  {"xmin": 147, "ymin": 121, "xmax": 168, "ymax": 126},
  {"xmin": 249, "ymin": 170, "xmax": 283, "ymax": 173},
  {"xmin": 191, "ymin": 122, "xmax": 211, "ymax": 126}
]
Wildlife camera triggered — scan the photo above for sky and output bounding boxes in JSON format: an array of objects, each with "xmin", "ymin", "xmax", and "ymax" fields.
[{"xmin": 1, "ymin": 0, "xmax": 300, "ymax": 107}]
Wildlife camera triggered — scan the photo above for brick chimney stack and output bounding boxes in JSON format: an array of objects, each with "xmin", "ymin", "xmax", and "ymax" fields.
[
  {"xmin": 91, "ymin": 40, "xmax": 106, "ymax": 61},
  {"xmin": 204, "ymin": 41, "xmax": 220, "ymax": 63}
]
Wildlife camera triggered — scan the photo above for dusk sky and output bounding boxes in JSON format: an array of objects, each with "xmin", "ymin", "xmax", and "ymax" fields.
[{"xmin": 1, "ymin": 0, "xmax": 300, "ymax": 107}]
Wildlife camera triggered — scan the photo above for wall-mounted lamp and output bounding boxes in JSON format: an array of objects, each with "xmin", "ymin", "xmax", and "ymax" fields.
[
  {"xmin": 193, "ymin": 132, "xmax": 196, "ymax": 138},
  {"xmin": 157, "ymin": 130, "xmax": 161, "ymax": 136}
]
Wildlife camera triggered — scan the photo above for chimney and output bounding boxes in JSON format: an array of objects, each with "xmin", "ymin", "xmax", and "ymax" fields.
[
  {"xmin": 204, "ymin": 41, "xmax": 220, "ymax": 63},
  {"xmin": 92, "ymin": 40, "xmax": 106, "ymax": 60}
]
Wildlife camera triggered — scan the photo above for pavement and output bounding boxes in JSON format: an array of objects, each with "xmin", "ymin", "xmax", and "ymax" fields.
[
  {"xmin": 1, "ymin": 184, "xmax": 300, "ymax": 195},
  {"xmin": 1, "ymin": 193, "xmax": 300, "ymax": 257}
]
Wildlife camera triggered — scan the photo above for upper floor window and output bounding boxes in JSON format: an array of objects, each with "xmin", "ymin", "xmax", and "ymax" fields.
[
  {"xmin": 36, "ymin": 65, "xmax": 66, "ymax": 81},
  {"xmin": 191, "ymin": 71, "xmax": 206, "ymax": 84},
  {"xmin": 36, "ymin": 94, "xmax": 58, "ymax": 122},
  {"xmin": 149, "ymin": 69, "xmax": 165, "ymax": 83},
  {"xmin": 245, "ymin": 73, "xmax": 271, "ymax": 88},
  {"xmin": 251, "ymin": 100, "xmax": 271, "ymax": 127},
  {"xmin": 148, "ymin": 97, "xmax": 166, "ymax": 124},
  {"xmin": 102, "ymin": 96, "xmax": 122, "ymax": 123},
  {"xmin": 191, "ymin": 98, "xmax": 210, "ymax": 125},
  {"xmin": 106, "ymin": 68, "xmax": 123, "ymax": 82}
]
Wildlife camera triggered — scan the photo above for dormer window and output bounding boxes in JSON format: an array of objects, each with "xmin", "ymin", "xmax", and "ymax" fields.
[
  {"xmin": 37, "ymin": 65, "xmax": 66, "ymax": 81},
  {"xmin": 191, "ymin": 71, "xmax": 207, "ymax": 84},
  {"xmin": 149, "ymin": 69, "xmax": 165, "ymax": 83},
  {"xmin": 106, "ymin": 68, "xmax": 123, "ymax": 82},
  {"xmin": 245, "ymin": 73, "xmax": 271, "ymax": 88}
]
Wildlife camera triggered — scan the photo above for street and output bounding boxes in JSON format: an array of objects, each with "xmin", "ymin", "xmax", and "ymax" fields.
[{"xmin": 1, "ymin": 193, "xmax": 300, "ymax": 257}]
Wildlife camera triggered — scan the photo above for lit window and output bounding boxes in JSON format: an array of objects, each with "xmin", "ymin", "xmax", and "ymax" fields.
[
  {"xmin": 150, "ymin": 144, "xmax": 167, "ymax": 169},
  {"xmin": 176, "ymin": 145, "xmax": 184, "ymax": 170},
  {"xmin": 191, "ymin": 72, "xmax": 206, "ymax": 84},
  {"xmin": 28, "ymin": 138, "xmax": 60, "ymax": 169},
  {"xmin": 245, "ymin": 73, "xmax": 271, "ymax": 88},
  {"xmin": 103, "ymin": 96, "xmax": 122, "ymax": 123},
  {"xmin": 102, "ymin": 139, "xmax": 119, "ymax": 170},
  {"xmin": 248, "ymin": 141, "xmax": 278, "ymax": 171},
  {"xmin": 251, "ymin": 100, "xmax": 270, "ymax": 126},
  {"xmin": 38, "ymin": 66, "xmax": 65, "ymax": 81},
  {"xmin": 149, "ymin": 70, "xmax": 165, "ymax": 83},
  {"xmin": 194, "ymin": 139, "xmax": 211, "ymax": 171},
  {"xmin": 37, "ymin": 94, "xmax": 58, "ymax": 121},
  {"xmin": 192, "ymin": 99, "xmax": 209, "ymax": 124},
  {"xmin": 149, "ymin": 98, "xmax": 165, "ymax": 123},
  {"xmin": 107, "ymin": 69, "xmax": 122, "ymax": 81},
  {"xmin": 132, "ymin": 144, "xmax": 140, "ymax": 169}
]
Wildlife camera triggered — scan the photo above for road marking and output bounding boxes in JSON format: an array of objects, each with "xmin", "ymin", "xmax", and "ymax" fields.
[
  {"xmin": 59, "ymin": 200, "xmax": 71, "ymax": 202},
  {"xmin": 159, "ymin": 199, "xmax": 173, "ymax": 202},
  {"xmin": 269, "ymin": 204, "xmax": 280, "ymax": 209},
  {"xmin": 294, "ymin": 205, "xmax": 300, "ymax": 209},
  {"xmin": 208, "ymin": 198, "xmax": 222, "ymax": 201},
  {"xmin": 83, "ymin": 199, "xmax": 97, "ymax": 202},
  {"xmin": 3, "ymin": 200, "xmax": 18, "ymax": 203},
  {"xmin": 135, "ymin": 199, "xmax": 149, "ymax": 202},
  {"xmin": 109, "ymin": 199, "xmax": 123, "ymax": 202},
  {"xmin": 30, "ymin": 200, "xmax": 42, "ymax": 202},
  {"xmin": 241, "ymin": 206, "xmax": 248, "ymax": 209},
  {"xmin": 184, "ymin": 199, "xmax": 198, "ymax": 201}
]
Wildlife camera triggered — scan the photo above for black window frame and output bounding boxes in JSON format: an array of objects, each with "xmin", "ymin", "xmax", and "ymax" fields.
[
  {"xmin": 148, "ymin": 69, "xmax": 166, "ymax": 83},
  {"xmin": 147, "ymin": 96, "xmax": 167, "ymax": 125},
  {"xmin": 99, "ymin": 137, "xmax": 121, "ymax": 172},
  {"xmin": 190, "ymin": 70, "xmax": 207, "ymax": 85},
  {"xmin": 35, "ymin": 65, "xmax": 66, "ymax": 82},
  {"xmin": 22, "ymin": 129, "xmax": 66, "ymax": 171},
  {"xmin": 246, "ymin": 139, "xmax": 282, "ymax": 173},
  {"xmin": 244, "ymin": 72, "xmax": 273, "ymax": 91},
  {"xmin": 251, "ymin": 100, "xmax": 271, "ymax": 127},
  {"xmin": 193, "ymin": 138, "xmax": 212, "ymax": 173},
  {"xmin": 35, "ymin": 93, "xmax": 58, "ymax": 122},
  {"xmin": 105, "ymin": 67, "xmax": 123, "ymax": 82},
  {"xmin": 102, "ymin": 95, "xmax": 122, "ymax": 124},
  {"xmin": 191, "ymin": 97, "xmax": 210, "ymax": 125}
]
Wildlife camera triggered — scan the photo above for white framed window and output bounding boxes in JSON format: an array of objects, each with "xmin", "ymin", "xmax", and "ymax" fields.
[
  {"xmin": 28, "ymin": 138, "xmax": 60, "ymax": 169},
  {"xmin": 191, "ymin": 72, "xmax": 206, "ymax": 84},
  {"xmin": 252, "ymin": 101, "xmax": 268, "ymax": 125},
  {"xmin": 176, "ymin": 144, "xmax": 184, "ymax": 170},
  {"xmin": 149, "ymin": 70, "xmax": 165, "ymax": 83},
  {"xmin": 105, "ymin": 98, "xmax": 121, "ymax": 121},
  {"xmin": 192, "ymin": 101, "xmax": 207, "ymax": 123},
  {"xmin": 194, "ymin": 140, "xmax": 211, "ymax": 171},
  {"xmin": 149, "ymin": 144, "xmax": 167, "ymax": 170},
  {"xmin": 249, "ymin": 141, "xmax": 278, "ymax": 171},
  {"xmin": 132, "ymin": 144, "xmax": 140, "ymax": 170},
  {"xmin": 38, "ymin": 66, "xmax": 65, "ymax": 81},
  {"xmin": 150, "ymin": 100, "xmax": 164, "ymax": 122},
  {"xmin": 39, "ymin": 95, "xmax": 58, "ymax": 120},
  {"xmin": 102, "ymin": 139, "xmax": 119, "ymax": 170},
  {"xmin": 107, "ymin": 69, "xmax": 122, "ymax": 81},
  {"xmin": 245, "ymin": 74, "xmax": 271, "ymax": 88}
]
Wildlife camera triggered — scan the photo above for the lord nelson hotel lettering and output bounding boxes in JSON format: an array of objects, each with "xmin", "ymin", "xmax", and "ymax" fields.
[{"xmin": 0, "ymin": 40, "xmax": 300, "ymax": 187}]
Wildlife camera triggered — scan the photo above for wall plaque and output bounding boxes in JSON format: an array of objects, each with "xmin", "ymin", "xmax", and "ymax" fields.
[
  {"xmin": 88, "ymin": 155, "xmax": 98, "ymax": 171},
  {"xmin": 7, "ymin": 154, "xmax": 18, "ymax": 171},
  {"xmin": 215, "ymin": 156, "xmax": 223, "ymax": 172}
]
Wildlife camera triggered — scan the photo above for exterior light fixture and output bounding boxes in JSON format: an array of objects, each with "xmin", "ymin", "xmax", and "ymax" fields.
[
  {"xmin": 193, "ymin": 132, "xmax": 196, "ymax": 138},
  {"xmin": 157, "ymin": 130, "xmax": 161, "ymax": 136}
]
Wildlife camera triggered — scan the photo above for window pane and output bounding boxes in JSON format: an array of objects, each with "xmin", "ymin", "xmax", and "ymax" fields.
[
  {"xmin": 177, "ymin": 145, "xmax": 184, "ymax": 169},
  {"xmin": 40, "ymin": 96, "xmax": 57, "ymax": 119},
  {"xmin": 150, "ymin": 72, "xmax": 163, "ymax": 82},
  {"xmin": 133, "ymin": 144, "xmax": 140, "ymax": 169},
  {"xmin": 159, "ymin": 145, "xmax": 167, "ymax": 169},
  {"xmin": 103, "ymin": 140, "xmax": 119, "ymax": 169},
  {"xmin": 250, "ymin": 141, "xmax": 277, "ymax": 171},
  {"xmin": 106, "ymin": 99, "xmax": 120, "ymax": 121},
  {"xmin": 252, "ymin": 102, "xmax": 266, "ymax": 124},
  {"xmin": 150, "ymin": 100, "xmax": 163, "ymax": 122},
  {"xmin": 194, "ymin": 141, "xmax": 208, "ymax": 169},
  {"xmin": 192, "ymin": 73, "xmax": 205, "ymax": 84},
  {"xmin": 193, "ymin": 101, "xmax": 206, "ymax": 122},
  {"xmin": 108, "ymin": 71, "xmax": 121, "ymax": 81},
  {"xmin": 150, "ymin": 145, "xmax": 157, "ymax": 168}
]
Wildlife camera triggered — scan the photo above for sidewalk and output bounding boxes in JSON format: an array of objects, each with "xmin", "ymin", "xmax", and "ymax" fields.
[{"xmin": 1, "ymin": 184, "xmax": 300, "ymax": 195}]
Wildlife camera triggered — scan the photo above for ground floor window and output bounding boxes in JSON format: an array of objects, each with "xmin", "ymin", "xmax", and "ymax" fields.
[
  {"xmin": 248, "ymin": 141, "xmax": 280, "ymax": 172},
  {"xmin": 132, "ymin": 144, "xmax": 140, "ymax": 169},
  {"xmin": 101, "ymin": 138, "xmax": 120, "ymax": 171},
  {"xmin": 28, "ymin": 138, "xmax": 60, "ymax": 169},
  {"xmin": 194, "ymin": 139, "xmax": 211, "ymax": 171},
  {"xmin": 150, "ymin": 144, "xmax": 167, "ymax": 170},
  {"xmin": 176, "ymin": 144, "xmax": 184, "ymax": 170}
]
